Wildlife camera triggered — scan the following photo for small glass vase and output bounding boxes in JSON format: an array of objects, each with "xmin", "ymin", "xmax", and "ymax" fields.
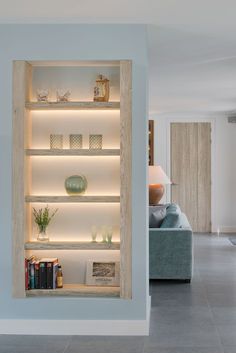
[
  {"xmin": 37, "ymin": 227, "xmax": 49, "ymax": 242},
  {"xmin": 37, "ymin": 89, "xmax": 49, "ymax": 102},
  {"xmin": 101, "ymin": 226, "xmax": 107, "ymax": 243},
  {"xmin": 107, "ymin": 226, "xmax": 113, "ymax": 244},
  {"xmin": 91, "ymin": 225, "xmax": 97, "ymax": 243},
  {"xmin": 56, "ymin": 89, "xmax": 71, "ymax": 102}
]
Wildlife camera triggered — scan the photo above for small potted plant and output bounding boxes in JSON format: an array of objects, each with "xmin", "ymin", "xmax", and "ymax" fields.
[{"xmin": 33, "ymin": 205, "xmax": 58, "ymax": 242}]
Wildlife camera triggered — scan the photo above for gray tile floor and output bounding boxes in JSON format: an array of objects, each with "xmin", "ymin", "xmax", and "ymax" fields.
[{"xmin": 0, "ymin": 234, "xmax": 236, "ymax": 353}]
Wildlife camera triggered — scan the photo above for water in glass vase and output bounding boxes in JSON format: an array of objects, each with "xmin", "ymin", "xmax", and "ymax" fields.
[{"xmin": 37, "ymin": 226, "xmax": 49, "ymax": 242}]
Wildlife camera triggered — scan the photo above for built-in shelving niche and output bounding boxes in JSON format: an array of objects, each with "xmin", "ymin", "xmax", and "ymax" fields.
[{"xmin": 12, "ymin": 60, "xmax": 132, "ymax": 299}]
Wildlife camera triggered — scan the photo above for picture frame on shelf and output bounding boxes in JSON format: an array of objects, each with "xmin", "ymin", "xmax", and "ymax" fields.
[{"xmin": 86, "ymin": 260, "xmax": 120, "ymax": 286}]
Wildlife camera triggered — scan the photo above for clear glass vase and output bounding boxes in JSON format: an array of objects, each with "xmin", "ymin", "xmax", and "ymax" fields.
[
  {"xmin": 91, "ymin": 225, "xmax": 97, "ymax": 242},
  {"xmin": 101, "ymin": 226, "xmax": 107, "ymax": 243},
  {"xmin": 37, "ymin": 226, "xmax": 49, "ymax": 242}
]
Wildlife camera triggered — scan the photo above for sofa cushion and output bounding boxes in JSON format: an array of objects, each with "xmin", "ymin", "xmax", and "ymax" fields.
[
  {"xmin": 160, "ymin": 211, "xmax": 181, "ymax": 228},
  {"xmin": 166, "ymin": 203, "xmax": 181, "ymax": 215},
  {"xmin": 179, "ymin": 213, "xmax": 191, "ymax": 229},
  {"xmin": 149, "ymin": 205, "xmax": 167, "ymax": 228}
]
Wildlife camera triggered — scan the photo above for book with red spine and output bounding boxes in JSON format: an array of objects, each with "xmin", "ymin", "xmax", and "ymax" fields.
[{"xmin": 25, "ymin": 258, "xmax": 29, "ymax": 290}]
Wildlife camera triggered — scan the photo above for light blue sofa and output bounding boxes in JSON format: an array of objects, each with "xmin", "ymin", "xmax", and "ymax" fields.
[{"xmin": 149, "ymin": 205, "xmax": 193, "ymax": 281}]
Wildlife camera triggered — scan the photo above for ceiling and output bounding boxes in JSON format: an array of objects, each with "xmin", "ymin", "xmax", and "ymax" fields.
[
  {"xmin": 1, "ymin": 0, "xmax": 236, "ymax": 115},
  {"xmin": 148, "ymin": 25, "xmax": 236, "ymax": 114}
]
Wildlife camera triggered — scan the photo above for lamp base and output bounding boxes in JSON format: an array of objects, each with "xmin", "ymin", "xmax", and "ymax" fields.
[{"xmin": 149, "ymin": 184, "xmax": 165, "ymax": 205}]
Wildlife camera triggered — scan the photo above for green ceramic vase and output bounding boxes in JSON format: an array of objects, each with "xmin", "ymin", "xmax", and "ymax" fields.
[{"xmin": 65, "ymin": 175, "xmax": 88, "ymax": 195}]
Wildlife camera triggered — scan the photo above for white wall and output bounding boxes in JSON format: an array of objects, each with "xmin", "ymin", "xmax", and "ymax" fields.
[
  {"xmin": 214, "ymin": 116, "xmax": 236, "ymax": 233},
  {"xmin": 151, "ymin": 112, "xmax": 236, "ymax": 233}
]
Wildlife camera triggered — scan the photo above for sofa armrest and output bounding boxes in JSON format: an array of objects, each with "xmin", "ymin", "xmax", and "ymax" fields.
[{"xmin": 149, "ymin": 228, "xmax": 193, "ymax": 280}]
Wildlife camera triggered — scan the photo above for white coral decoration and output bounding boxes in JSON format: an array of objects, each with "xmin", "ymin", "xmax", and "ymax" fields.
[
  {"xmin": 37, "ymin": 89, "xmax": 49, "ymax": 102},
  {"xmin": 57, "ymin": 89, "xmax": 71, "ymax": 102}
]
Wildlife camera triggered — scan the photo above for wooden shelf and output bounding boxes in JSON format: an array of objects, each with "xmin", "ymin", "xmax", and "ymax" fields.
[
  {"xmin": 26, "ymin": 149, "xmax": 120, "ymax": 156},
  {"xmin": 25, "ymin": 101, "xmax": 120, "ymax": 110},
  {"xmin": 25, "ymin": 195, "xmax": 120, "ymax": 203},
  {"xmin": 25, "ymin": 241, "xmax": 120, "ymax": 250},
  {"xmin": 26, "ymin": 284, "xmax": 120, "ymax": 297},
  {"xmin": 29, "ymin": 60, "xmax": 121, "ymax": 67}
]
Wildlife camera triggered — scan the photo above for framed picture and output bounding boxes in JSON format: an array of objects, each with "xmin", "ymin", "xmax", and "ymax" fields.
[
  {"xmin": 149, "ymin": 120, "xmax": 154, "ymax": 165},
  {"xmin": 86, "ymin": 261, "xmax": 120, "ymax": 286}
]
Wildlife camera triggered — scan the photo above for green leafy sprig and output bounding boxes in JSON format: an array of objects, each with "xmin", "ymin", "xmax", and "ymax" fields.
[{"xmin": 33, "ymin": 205, "xmax": 58, "ymax": 232}]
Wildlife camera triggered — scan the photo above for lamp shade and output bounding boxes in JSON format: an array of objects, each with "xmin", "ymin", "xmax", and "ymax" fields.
[{"xmin": 149, "ymin": 166, "xmax": 171, "ymax": 185}]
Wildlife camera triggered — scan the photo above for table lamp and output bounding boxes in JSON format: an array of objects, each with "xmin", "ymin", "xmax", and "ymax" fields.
[{"xmin": 149, "ymin": 166, "xmax": 171, "ymax": 205}]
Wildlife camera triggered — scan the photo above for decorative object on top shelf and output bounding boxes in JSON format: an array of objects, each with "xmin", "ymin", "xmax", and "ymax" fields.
[
  {"xmin": 65, "ymin": 175, "xmax": 88, "ymax": 195},
  {"xmin": 36, "ymin": 89, "xmax": 49, "ymax": 102},
  {"xmin": 86, "ymin": 260, "xmax": 120, "ymax": 286},
  {"xmin": 33, "ymin": 206, "xmax": 58, "ymax": 242},
  {"xmin": 69, "ymin": 134, "xmax": 83, "ymax": 149},
  {"xmin": 91, "ymin": 225, "xmax": 98, "ymax": 243},
  {"xmin": 149, "ymin": 166, "xmax": 172, "ymax": 205},
  {"xmin": 89, "ymin": 134, "xmax": 103, "ymax": 150},
  {"xmin": 94, "ymin": 75, "xmax": 110, "ymax": 102},
  {"xmin": 50, "ymin": 134, "xmax": 63, "ymax": 149},
  {"xmin": 56, "ymin": 89, "xmax": 71, "ymax": 102}
]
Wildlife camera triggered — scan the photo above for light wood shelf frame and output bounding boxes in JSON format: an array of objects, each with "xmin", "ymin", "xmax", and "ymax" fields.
[
  {"xmin": 12, "ymin": 60, "xmax": 132, "ymax": 299},
  {"xmin": 26, "ymin": 284, "xmax": 120, "ymax": 297},
  {"xmin": 120, "ymin": 61, "xmax": 132, "ymax": 299},
  {"xmin": 25, "ymin": 101, "xmax": 120, "ymax": 110},
  {"xmin": 13, "ymin": 61, "xmax": 32, "ymax": 298},
  {"xmin": 26, "ymin": 149, "xmax": 120, "ymax": 156},
  {"xmin": 25, "ymin": 195, "xmax": 120, "ymax": 203},
  {"xmin": 25, "ymin": 241, "xmax": 120, "ymax": 250}
]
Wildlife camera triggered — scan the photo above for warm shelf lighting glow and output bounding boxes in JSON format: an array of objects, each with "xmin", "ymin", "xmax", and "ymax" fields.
[
  {"xmin": 26, "ymin": 249, "xmax": 121, "ymax": 256},
  {"xmin": 24, "ymin": 240, "xmax": 121, "ymax": 247},
  {"xmin": 31, "ymin": 110, "xmax": 120, "ymax": 116},
  {"xmin": 29, "ymin": 155, "xmax": 120, "ymax": 160},
  {"xmin": 31, "ymin": 109, "xmax": 120, "ymax": 113},
  {"xmin": 29, "ymin": 106, "xmax": 120, "ymax": 115}
]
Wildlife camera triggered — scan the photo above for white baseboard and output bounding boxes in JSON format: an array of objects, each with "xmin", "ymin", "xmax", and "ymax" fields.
[
  {"xmin": 0, "ymin": 318, "xmax": 149, "ymax": 336},
  {"xmin": 0, "ymin": 299, "xmax": 151, "ymax": 335},
  {"xmin": 212, "ymin": 226, "xmax": 236, "ymax": 234}
]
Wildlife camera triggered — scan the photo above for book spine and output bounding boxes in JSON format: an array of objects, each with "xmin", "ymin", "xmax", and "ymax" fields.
[
  {"xmin": 27, "ymin": 260, "xmax": 31, "ymax": 289},
  {"xmin": 46, "ymin": 262, "xmax": 53, "ymax": 289},
  {"xmin": 53, "ymin": 263, "xmax": 59, "ymax": 289},
  {"xmin": 35, "ymin": 262, "xmax": 40, "ymax": 289},
  {"xmin": 39, "ymin": 262, "xmax": 46, "ymax": 289},
  {"xmin": 25, "ymin": 259, "xmax": 29, "ymax": 290},
  {"xmin": 30, "ymin": 262, "xmax": 35, "ymax": 289}
]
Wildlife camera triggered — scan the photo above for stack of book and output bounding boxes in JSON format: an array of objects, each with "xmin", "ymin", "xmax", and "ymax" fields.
[{"xmin": 25, "ymin": 256, "xmax": 60, "ymax": 290}]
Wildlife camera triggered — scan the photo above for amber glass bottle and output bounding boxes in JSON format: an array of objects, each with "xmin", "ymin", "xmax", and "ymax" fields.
[{"xmin": 56, "ymin": 265, "xmax": 63, "ymax": 288}]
